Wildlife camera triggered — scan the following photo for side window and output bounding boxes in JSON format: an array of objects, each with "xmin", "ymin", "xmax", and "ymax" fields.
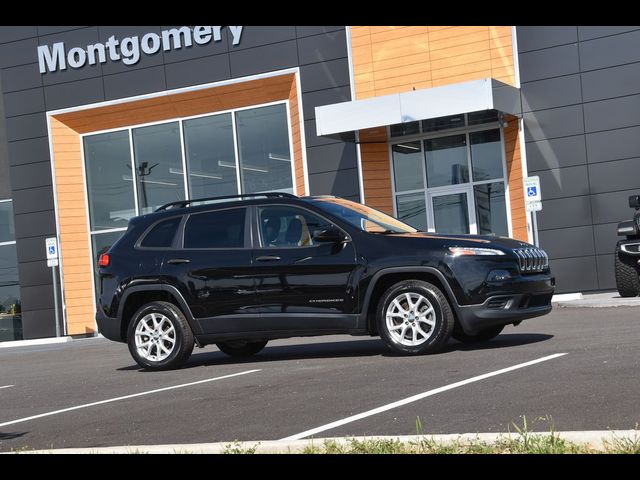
[
  {"xmin": 140, "ymin": 217, "xmax": 181, "ymax": 248},
  {"xmin": 258, "ymin": 206, "xmax": 331, "ymax": 248},
  {"xmin": 184, "ymin": 208, "xmax": 246, "ymax": 249}
]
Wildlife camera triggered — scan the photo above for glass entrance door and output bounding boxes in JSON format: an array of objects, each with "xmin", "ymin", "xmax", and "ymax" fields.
[{"xmin": 426, "ymin": 187, "xmax": 477, "ymax": 234}]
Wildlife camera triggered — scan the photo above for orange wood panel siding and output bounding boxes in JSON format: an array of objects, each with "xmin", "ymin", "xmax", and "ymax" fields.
[
  {"xmin": 50, "ymin": 73, "xmax": 305, "ymax": 335},
  {"xmin": 350, "ymin": 26, "xmax": 515, "ymax": 99},
  {"xmin": 359, "ymin": 127, "xmax": 393, "ymax": 214},
  {"xmin": 503, "ymin": 118, "xmax": 528, "ymax": 242}
]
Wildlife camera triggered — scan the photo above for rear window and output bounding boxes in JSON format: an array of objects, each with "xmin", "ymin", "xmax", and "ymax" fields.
[
  {"xmin": 184, "ymin": 208, "xmax": 246, "ymax": 249},
  {"xmin": 140, "ymin": 217, "xmax": 182, "ymax": 248}
]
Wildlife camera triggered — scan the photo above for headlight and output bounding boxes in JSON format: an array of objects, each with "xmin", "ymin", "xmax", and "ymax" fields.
[{"xmin": 448, "ymin": 247, "xmax": 506, "ymax": 256}]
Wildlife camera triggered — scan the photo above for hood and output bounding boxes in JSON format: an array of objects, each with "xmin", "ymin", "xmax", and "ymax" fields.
[{"xmin": 381, "ymin": 231, "xmax": 535, "ymax": 251}]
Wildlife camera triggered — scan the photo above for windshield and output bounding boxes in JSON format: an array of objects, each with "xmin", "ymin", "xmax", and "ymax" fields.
[{"xmin": 307, "ymin": 197, "xmax": 418, "ymax": 234}]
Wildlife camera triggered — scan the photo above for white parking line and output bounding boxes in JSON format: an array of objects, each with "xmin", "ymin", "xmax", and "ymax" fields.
[
  {"xmin": 0, "ymin": 385, "xmax": 14, "ymax": 390},
  {"xmin": 280, "ymin": 353, "xmax": 568, "ymax": 441},
  {"xmin": 0, "ymin": 369, "xmax": 260, "ymax": 428}
]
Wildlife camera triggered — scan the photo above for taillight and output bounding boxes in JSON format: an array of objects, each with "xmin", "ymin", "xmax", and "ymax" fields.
[{"xmin": 98, "ymin": 253, "xmax": 110, "ymax": 267}]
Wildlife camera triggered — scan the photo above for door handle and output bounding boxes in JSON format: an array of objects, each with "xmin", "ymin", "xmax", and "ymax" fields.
[
  {"xmin": 256, "ymin": 255, "xmax": 281, "ymax": 262},
  {"xmin": 167, "ymin": 258, "xmax": 191, "ymax": 264}
]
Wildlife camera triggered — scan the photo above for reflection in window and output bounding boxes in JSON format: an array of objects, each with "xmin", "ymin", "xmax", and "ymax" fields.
[
  {"xmin": 236, "ymin": 104, "xmax": 293, "ymax": 194},
  {"xmin": 258, "ymin": 206, "xmax": 329, "ymax": 248},
  {"xmin": 0, "ymin": 243, "xmax": 22, "ymax": 341},
  {"xmin": 183, "ymin": 113, "xmax": 238, "ymax": 199},
  {"xmin": 0, "ymin": 201, "xmax": 15, "ymax": 243},
  {"xmin": 84, "ymin": 132, "xmax": 136, "ymax": 231},
  {"xmin": 422, "ymin": 114, "xmax": 466, "ymax": 133},
  {"xmin": 132, "ymin": 122, "xmax": 185, "ymax": 214},
  {"xmin": 425, "ymin": 135, "xmax": 469, "ymax": 188},
  {"xmin": 392, "ymin": 142, "xmax": 423, "ymax": 192},
  {"xmin": 390, "ymin": 121, "xmax": 420, "ymax": 138},
  {"xmin": 184, "ymin": 209, "xmax": 246, "ymax": 249},
  {"xmin": 474, "ymin": 182, "xmax": 508, "ymax": 236},
  {"xmin": 470, "ymin": 129, "xmax": 503, "ymax": 181},
  {"xmin": 396, "ymin": 193, "xmax": 427, "ymax": 231},
  {"xmin": 432, "ymin": 193, "xmax": 470, "ymax": 234}
]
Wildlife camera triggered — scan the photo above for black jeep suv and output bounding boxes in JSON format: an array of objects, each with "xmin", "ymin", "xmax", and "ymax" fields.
[{"xmin": 96, "ymin": 192, "xmax": 554, "ymax": 370}]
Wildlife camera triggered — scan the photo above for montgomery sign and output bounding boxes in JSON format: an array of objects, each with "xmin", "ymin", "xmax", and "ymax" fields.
[{"xmin": 37, "ymin": 26, "xmax": 244, "ymax": 74}]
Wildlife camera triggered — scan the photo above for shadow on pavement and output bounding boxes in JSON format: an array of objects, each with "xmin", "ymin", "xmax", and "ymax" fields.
[
  {"xmin": 117, "ymin": 332, "xmax": 553, "ymax": 371},
  {"xmin": 0, "ymin": 431, "xmax": 27, "ymax": 441}
]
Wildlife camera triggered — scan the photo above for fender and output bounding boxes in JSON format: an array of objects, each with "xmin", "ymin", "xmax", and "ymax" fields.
[
  {"xmin": 358, "ymin": 266, "xmax": 464, "ymax": 327},
  {"xmin": 117, "ymin": 284, "xmax": 204, "ymax": 335}
]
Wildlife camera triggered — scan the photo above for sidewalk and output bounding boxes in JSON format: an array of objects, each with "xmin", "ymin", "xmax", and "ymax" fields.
[{"xmin": 553, "ymin": 291, "xmax": 640, "ymax": 308}]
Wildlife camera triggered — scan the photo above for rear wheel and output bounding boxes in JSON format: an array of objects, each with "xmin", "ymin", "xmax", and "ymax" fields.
[
  {"xmin": 127, "ymin": 301, "xmax": 194, "ymax": 371},
  {"xmin": 377, "ymin": 280, "xmax": 454, "ymax": 355},
  {"xmin": 615, "ymin": 247, "xmax": 640, "ymax": 297},
  {"xmin": 452, "ymin": 324, "xmax": 504, "ymax": 343},
  {"xmin": 216, "ymin": 340, "xmax": 268, "ymax": 357}
]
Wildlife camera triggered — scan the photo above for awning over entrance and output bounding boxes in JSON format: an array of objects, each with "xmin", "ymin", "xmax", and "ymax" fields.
[{"xmin": 315, "ymin": 78, "xmax": 520, "ymax": 139}]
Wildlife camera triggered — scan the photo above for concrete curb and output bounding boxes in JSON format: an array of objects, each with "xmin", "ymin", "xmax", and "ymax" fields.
[
  {"xmin": 8, "ymin": 430, "xmax": 639, "ymax": 454},
  {"xmin": 0, "ymin": 336, "xmax": 73, "ymax": 349}
]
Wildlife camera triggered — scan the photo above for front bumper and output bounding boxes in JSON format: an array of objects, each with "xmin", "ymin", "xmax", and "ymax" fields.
[{"xmin": 95, "ymin": 309, "xmax": 124, "ymax": 343}]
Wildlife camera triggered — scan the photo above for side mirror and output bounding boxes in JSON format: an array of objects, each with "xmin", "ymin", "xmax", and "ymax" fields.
[
  {"xmin": 312, "ymin": 226, "xmax": 346, "ymax": 243},
  {"xmin": 629, "ymin": 195, "xmax": 640, "ymax": 209}
]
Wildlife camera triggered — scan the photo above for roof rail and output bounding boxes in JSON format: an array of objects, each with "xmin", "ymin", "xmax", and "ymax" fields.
[{"xmin": 155, "ymin": 192, "xmax": 298, "ymax": 212}]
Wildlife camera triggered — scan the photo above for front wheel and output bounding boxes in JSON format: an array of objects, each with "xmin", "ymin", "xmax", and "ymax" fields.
[
  {"xmin": 377, "ymin": 280, "xmax": 454, "ymax": 355},
  {"xmin": 216, "ymin": 340, "xmax": 268, "ymax": 357},
  {"xmin": 452, "ymin": 324, "xmax": 504, "ymax": 343},
  {"xmin": 127, "ymin": 301, "xmax": 194, "ymax": 371},
  {"xmin": 615, "ymin": 247, "xmax": 640, "ymax": 297}
]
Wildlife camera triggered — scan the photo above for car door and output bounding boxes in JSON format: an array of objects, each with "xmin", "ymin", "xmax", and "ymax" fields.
[
  {"xmin": 251, "ymin": 204, "xmax": 360, "ymax": 331},
  {"xmin": 161, "ymin": 206, "xmax": 259, "ymax": 334}
]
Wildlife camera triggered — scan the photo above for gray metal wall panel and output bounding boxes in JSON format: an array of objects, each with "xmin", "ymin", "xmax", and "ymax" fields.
[
  {"xmin": 297, "ymin": 30, "xmax": 348, "ymax": 65},
  {"xmin": 0, "ymin": 63, "xmax": 42, "ymax": 93},
  {"xmin": 11, "ymin": 186, "xmax": 54, "ymax": 215},
  {"xmin": 13, "ymin": 210, "xmax": 55, "ymax": 239},
  {"xmin": 583, "ymin": 94, "xmax": 640, "ymax": 133},
  {"xmin": 19, "ymin": 284, "xmax": 54, "ymax": 312},
  {"xmin": 43, "ymin": 77, "xmax": 105, "ymax": 111},
  {"xmin": 15, "ymin": 236, "xmax": 47, "ymax": 263},
  {"xmin": 581, "ymin": 61, "xmax": 640, "ymax": 103},
  {"xmin": 9, "ymin": 161, "xmax": 52, "ymax": 190},
  {"xmin": 308, "ymin": 168, "xmax": 359, "ymax": 198},
  {"xmin": 306, "ymin": 143, "xmax": 358, "ymax": 175},
  {"xmin": 590, "ymin": 189, "xmax": 640, "ymax": 224},
  {"xmin": 302, "ymin": 86, "xmax": 351, "ymax": 121},
  {"xmin": 578, "ymin": 26, "xmax": 640, "ymax": 41},
  {"xmin": 103, "ymin": 65, "xmax": 167, "ymax": 100},
  {"xmin": 587, "ymin": 157, "xmax": 640, "ymax": 194},
  {"xmin": 538, "ymin": 225, "xmax": 595, "ymax": 259},
  {"xmin": 18, "ymin": 260, "xmax": 52, "ymax": 288},
  {"xmin": 0, "ymin": 37, "xmax": 39, "ymax": 68},
  {"xmin": 299, "ymin": 58, "xmax": 350, "ymax": 93},
  {"xmin": 164, "ymin": 54, "xmax": 230, "ymax": 90},
  {"xmin": 8, "ymin": 137, "xmax": 50, "ymax": 167},
  {"xmin": 521, "ymin": 75, "xmax": 582, "ymax": 112},
  {"xmin": 523, "ymin": 105, "xmax": 584, "ymax": 142},
  {"xmin": 548, "ymin": 256, "xmax": 599, "ymax": 293},
  {"xmin": 593, "ymin": 222, "xmax": 619, "ymax": 255},
  {"xmin": 227, "ymin": 26, "xmax": 296, "ymax": 51},
  {"xmin": 2, "ymin": 88, "xmax": 45, "ymax": 117},
  {"xmin": 4, "ymin": 112, "xmax": 47, "ymax": 142},
  {"xmin": 20, "ymin": 309, "xmax": 57, "ymax": 339},
  {"xmin": 97, "ymin": 26, "xmax": 166, "ymax": 74},
  {"xmin": 536, "ymin": 165, "xmax": 590, "ymax": 200},
  {"xmin": 525, "ymin": 135, "xmax": 587, "ymax": 172},
  {"xmin": 0, "ymin": 26, "xmax": 38, "ymax": 44},
  {"xmin": 518, "ymin": 44, "xmax": 579, "ymax": 83},
  {"xmin": 516, "ymin": 26, "xmax": 577, "ymax": 53},
  {"xmin": 228, "ymin": 40, "xmax": 298, "ymax": 78},
  {"xmin": 37, "ymin": 26, "xmax": 87, "ymax": 36},
  {"xmin": 536, "ymin": 195, "xmax": 592, "ymax": 230},
  {"xmin": 296, "ymin": 26, "xmax": 344, "ymax": 38},
  {"xmin": 578, "ymin": 30, "xmax": 640, "ymax": 71},
  {"xmin": 0, "ymin": 74, "xmax": 9, "ymax": 200},
  {"xmin": 595, "ymin": 254, "xmax": 616, "ymax": 290},
  {"xmin": 161, "ymin": 26, "xmax": 229, "ymax": 63},
  {"xmin": 585, "ymin": 126, "xmax": 640, "ymax": 164}
]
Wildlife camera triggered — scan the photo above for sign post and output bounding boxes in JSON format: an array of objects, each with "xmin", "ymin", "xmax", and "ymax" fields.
[
  {"xmin": 523, "ymin": 176, "xmax": 542, "ymax": 247},
  {"xmin": 46, "ymin": 237, "xmax": 61, "ymax": 337}
]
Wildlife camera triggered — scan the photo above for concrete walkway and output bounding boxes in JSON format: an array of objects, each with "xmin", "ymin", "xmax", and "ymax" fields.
[{"xmin": 554, "ymin": 291, "xmax": 640, "ymax": 308}]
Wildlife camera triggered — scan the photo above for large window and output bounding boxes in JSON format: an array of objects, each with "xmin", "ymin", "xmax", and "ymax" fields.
[
  {"xmin": 83, "ymin": 102, "xmax": 294, "ymax": 297},
  {"xmin": 391, "ymin": 111, "xmax": 509, "ymax": 236},
  {"xmin": 0, "ymin": 200, "xmax": 22, "ymax": 342}
]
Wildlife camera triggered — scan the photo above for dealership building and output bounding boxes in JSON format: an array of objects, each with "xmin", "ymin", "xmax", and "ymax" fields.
[{"xmin": 1, "ymin": 25, "xmax": 639, "ymax": 342}]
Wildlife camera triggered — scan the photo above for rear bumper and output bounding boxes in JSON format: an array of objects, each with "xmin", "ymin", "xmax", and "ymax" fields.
[{"xmin": 95, "ymin": 309, "xmax": 123, "ymax": 343}]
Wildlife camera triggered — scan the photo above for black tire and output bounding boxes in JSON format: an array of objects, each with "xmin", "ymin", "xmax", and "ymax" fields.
[
  {"xmin": 376, "ymin": 280, "xmax": 454, "ymax": 355},
  {"xmin": 615, "ymin": 247, "xmax": 640, "ymax": 297},
  {"xmin": 127, "ymin": 301, "xmax": 194, "ymax": 371},
  {"xmin": 216, "ymin": 340, "xmax": 268, "ymax": 357},
  {"xmin": 452, "ymin": 324, "xmax": 504, "ymax": 343}
]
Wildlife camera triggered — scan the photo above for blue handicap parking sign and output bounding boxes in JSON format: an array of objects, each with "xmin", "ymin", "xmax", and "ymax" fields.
[
  {"xmin": 527, "ymin": 186, "xmax": 537, "ymax": 197},
  {"xmin": 48, "ymin": 246, "xmax": 56, "ymax": 255}
]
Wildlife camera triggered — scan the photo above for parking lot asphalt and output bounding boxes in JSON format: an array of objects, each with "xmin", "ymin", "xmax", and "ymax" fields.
[{"xmin": 1, "ymin": 305, "xmax": 639, "ymax": 452}]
